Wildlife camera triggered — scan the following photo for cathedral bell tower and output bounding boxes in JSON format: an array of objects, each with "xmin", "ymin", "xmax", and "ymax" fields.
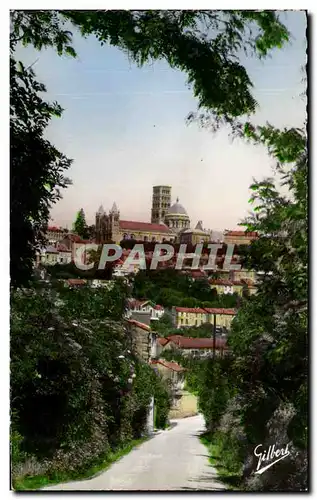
[
  {"xmin": 109, "ymin": 202, "xmax": 120, "ymax": 243},
  {"xmin": 95, "ymin": 204, "xmax": 105, "ymax": 243}
]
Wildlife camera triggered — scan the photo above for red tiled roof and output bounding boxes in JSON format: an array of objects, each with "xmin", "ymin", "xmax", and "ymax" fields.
[
  {"xmin": 119, "ymin": 220, "xmax": 171, "ymax": 233},
  {"xmin": 209, "ymin": 279, "xmax": 233, "ymax": 286},
  {"xmin": 190, "ymin": 270, "xmax": 206, "ymax": 278},
  {"xmin": 241, "ymin": 278, "xmax": 254, "ymax": 286},
  {"xmin": 126, "ymin": 319, "xmax": 151, "ymax": 331},
  {"xmin": 48, "ymin": 226, "xmax": 61, "ymax": 231},
  {"xmin": 57, "ymin": 244, "xmax": 71, "ymax": 252},
  {"xmin": 167, "ymin": 336, "xmax": 227, "ymax": 350},
  {"xmin": 67, "ymin": 279, "xmax": 87, "ymax": 285},
  {"xmin": 225, "ymin": 231, "xmax": 258, "ymax": 237},
  {"xmin": 208, "ymin": 279, "xmax": 244, "ymax": 287},
  {"xmin": 77, "ymin": 239, "xmax": 94, "ymax": 244},
  {"xmin": 157, "ymin": 337, "xmax": 170, "ymax": 346},
  {"xmin": 150, "ymin": 359, "xmax": 184, "ymax": 372},
  {"xmin": 127, "ymin": 299, "xmax": 149, "ymax": 309},
  {"xmin": 203, "ymin": 308, "xmax": 236, "ymax": 315},
  {"xmin": 175, "ymin": 307, "xmax": 206, "ymax": 314},
  {"xmin": 154, "ymin": 304, "xmax": 164, "ymax": 310}
]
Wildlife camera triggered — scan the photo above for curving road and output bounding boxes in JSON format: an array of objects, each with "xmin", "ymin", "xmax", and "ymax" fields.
[{"xmin": 44, "ymin": 414, "xmax": 226, "ymax": 491}]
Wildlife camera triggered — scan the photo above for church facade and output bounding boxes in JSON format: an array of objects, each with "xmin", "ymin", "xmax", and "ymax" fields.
[
  {"xmin": 94, "ymin": 188, "xmax": 211, "ymax": 245},
  {"xmin": 95, "ymin": 202, "xmax": 175, "ymax": 244}
]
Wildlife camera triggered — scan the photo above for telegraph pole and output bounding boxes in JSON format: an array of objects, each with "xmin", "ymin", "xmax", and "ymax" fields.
[{"xmin": 213, "ymin": 313, "xmax": 217, "ymax": 359}]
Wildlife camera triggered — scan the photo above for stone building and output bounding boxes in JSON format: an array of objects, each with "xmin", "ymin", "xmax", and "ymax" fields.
[
  {"xmin": 94, "ymin": 186, "xmax": 212, "ymax": 244},
  {"xmin": 151, "ymin": 185, "xmax": 172, "ymax": 224},
  {"xmin": 179, "ymin": 220, "xmax": 210, "ymax": 245},
  {"xmin": 95, "ymin": 202, "xmax": 174, "ymax": 244},
  {"xmin": 125, "ymin": 319, "xmax": 157, "ymax": 363},
  {"xmin": 164, "ymin": 198, "xmax": 190, "ymax": 235},
  {"xmin": 36, "ymin": 244, "xmax": 72, "ymax": 266},
  {"xmin": 223, "ymin": 230, "xmax": 258, "ymax": 246},
  {"xmin": 172, "ymin": 306, "xmax": 236, "ymax": 330},
  {"xmin": 46, "ymin": 226, "xmax": 68, "ymax": 244},
  {"xmin": 156, "ymin": 335, "xmax": 228, "ymax": 360}
]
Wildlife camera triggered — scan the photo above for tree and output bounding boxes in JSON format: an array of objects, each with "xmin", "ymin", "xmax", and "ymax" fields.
[
  {"xmin": 153, "ymin": 313, "xmax": 174, "ymax": 335},
  {"xmin": 191, "ymin": 124, "xmax": 308, "ymax": 490},
  {"xmin": 11, "ymin": 10, "xmax": 289, "ymax": 129},
  {"xmin": 11, "ymin": 282, "xmax": 171, "ymax": 486},
  {"xmin": 10, "ymin": 10, "xmax": 290, "ymax": 286},
  {"xmin": 73, "ymin": 208, "xmax": 89, "ymax": 239},
  {"xmin": 10, "ymin": 56, "xmax": 72, "ymax": 287}
]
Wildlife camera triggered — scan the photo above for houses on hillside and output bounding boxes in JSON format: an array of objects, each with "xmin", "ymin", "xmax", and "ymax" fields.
[
  {"xmin": 150, "ymin": 359, "xmax": 185, "ymax": 401},
  {"xmin": 36, "ymin": 244, "xmax": 72, "ymax": 266},
  {"xmin": 125, "ymin": 319, "xmax": 158, "ymax": 362},
  {"xmin": 124, "ymin": 318, "xmax": 205, "ymax": 419},
  {"xmin": 125, "ymin": 299, "xmax": 165, "ymax": 321},
  {"xmin": 208, "ymin": 278, "xmax": 257, "ymax": 296},
  {"xmin": 223, "ymin": 230, "xmax": 258, "ymax": 246},
  {"xmin": 157, "ymin": 335, "xmax": 228, "ymax": 358},
  {"xmin": 172, "ymin": 306, "xmax": 236, "ymax": 329}
]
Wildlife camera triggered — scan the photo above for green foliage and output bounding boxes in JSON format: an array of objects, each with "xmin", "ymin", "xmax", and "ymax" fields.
[
  {"xmin": 13, "ymin": 436, "xmax": 149, "ymax": 491},
  {"xmin": 153, "ymin": 313, "xmax": 174, "ymax": 335},
  {"xmin": 11, "ymin": 283, "xmax": 171, "ymax": 485},
  {"xmin": 197, "ymin": 357, "xmax": 235, "ymax": 432},
  {"xmin": 10, "ymin": 55, "xmax": 72, "ymax": 287},
  {"xmin": 10, "ymin": 10, "xmax": 289, "ymax": 286},
  {"xmin": 11, "ymin": 10, "xmax": 289, "ymax": 127},
  {"xmin": 73, "ymin": 208, "xmax": 89, "ymax": 239},
  {"xmin": 212, "ymin": 431, "xmax": 244, "ymax": 476},
  {"xmin": 186, "ymin": 125, "xmax": 307, "ymax": 490},
  {"xmin": 200, "ymin": 435, "xmax": 242, "ymax": 490},
  {"xmin": 133, "ymin": 268, "xmax": 239, "ymax": 308}
]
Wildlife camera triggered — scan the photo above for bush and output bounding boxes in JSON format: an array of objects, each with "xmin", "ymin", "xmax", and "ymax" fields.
[{"xmin": 10, "ymin": 283, "xmax": 171, "ymax": 486}]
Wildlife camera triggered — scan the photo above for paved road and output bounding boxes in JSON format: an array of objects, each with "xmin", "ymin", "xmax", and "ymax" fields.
[{"xmin": 44, "ymin": 414, "xmax": 226, "ymax": 491}]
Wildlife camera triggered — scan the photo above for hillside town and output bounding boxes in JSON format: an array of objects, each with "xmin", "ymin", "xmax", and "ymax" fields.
[
  {"xmin": 10, "ymin": 9, "xmax": 307, "ymax": 494},
  {"xmin": 29, "ymin": 185, "xmax": 264, "ymax": 426}
]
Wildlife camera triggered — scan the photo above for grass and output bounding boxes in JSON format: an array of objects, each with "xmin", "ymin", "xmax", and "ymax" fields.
[
  {"xmin": 13, "ymin": 436, "xmax": 149, "ymax": 491},
  {"xmin": 200, "ymin": 434, "xmax": 242, "ymax": 491}
]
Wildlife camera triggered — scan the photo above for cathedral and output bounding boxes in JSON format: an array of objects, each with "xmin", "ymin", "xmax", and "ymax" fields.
[
  {"xmin": 95, "ymin": 202, "xmax": 175, "ymax": 244},
  {"xmin": 94, "ymin": 186, "xmax": 211, "ymax": 244}
]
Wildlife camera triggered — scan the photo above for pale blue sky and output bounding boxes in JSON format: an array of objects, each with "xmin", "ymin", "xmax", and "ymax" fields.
[{"xmin": 16, "ymin": 11, "xmax": 307, "ymax": 231}]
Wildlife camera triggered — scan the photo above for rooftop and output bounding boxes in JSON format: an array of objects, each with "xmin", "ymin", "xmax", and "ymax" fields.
[
  {"xmin": 175, "ymin": 307, "xmax": 207, "ymax": 314},
  {"xmin": 119, "ymin": 220, "xmax": 171, "ymax": 233},
  {"xmin": 167, "ymin": 335, "xmax": 228, "ymax": 350},
  {"xmin": 150, "ymin": 359, "xmax": 184, "ymax": 372},
  {"xmin": 126, "ymin": 319, "xmax": 151, "ymax": 332},
  {"xmin": 224, "ymin": 231, "xmax": 258, "ymax": 237},
  {"xmin": 174, "ymin": 307, "xmax": 236, "ymax": 315},
  {"xmin": 166, "ymin": 198, "xmax": 188, "ymax": 216}
]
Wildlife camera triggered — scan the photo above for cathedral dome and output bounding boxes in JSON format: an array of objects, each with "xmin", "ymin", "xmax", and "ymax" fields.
[
  {"xmin": 164, "ymin": 197, "xmax": 190, "ymax": 234},
  {"xmin": 167, "ymin": 197, "xmax": 188, "ymax": 216}
]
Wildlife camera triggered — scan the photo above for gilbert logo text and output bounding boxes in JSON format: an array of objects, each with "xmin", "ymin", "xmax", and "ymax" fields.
[{"xmin": 254, "ymin": 442, "xmax": 291, "ymax": 475}]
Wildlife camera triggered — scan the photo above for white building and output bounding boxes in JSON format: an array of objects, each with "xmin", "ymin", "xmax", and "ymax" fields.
[
  {"xmin": 126, "ymin": 299, "xmax": 165, "ymax": 321},
  {"xmin": 37, "ymin": 244, "xmax": 72, "ymax": 266}
]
